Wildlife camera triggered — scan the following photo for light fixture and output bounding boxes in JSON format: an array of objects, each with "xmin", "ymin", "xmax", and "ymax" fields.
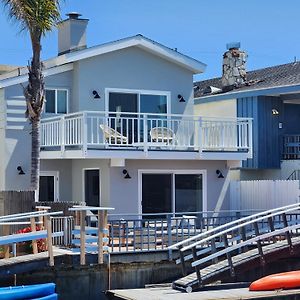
[
  {"xmin": 17, "ymin": 166, "xmax": 25, "ymax": 175},
  {"xmin": 216, "ymin": 170, "xmax": 224, "ymax": 179},
  {"xmin": 92, "ymin": 90, "xmax": 100, "ymax": 99},
  {"xmin": 177, "ymin": 94, "xmax": 185, "ymax": 102},
  {"xmin": 122, "ymin": 169, "xmax": 131, "ymax": 179},
  {"xmin": 272, "ymin": 108, "xmax": 279, "ymax": 115}
]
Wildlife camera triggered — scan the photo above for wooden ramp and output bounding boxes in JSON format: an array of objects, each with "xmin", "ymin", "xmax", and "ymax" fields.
[{"xmin": 169, "ymin": 204, "xmax": 300, "ymax": 293}]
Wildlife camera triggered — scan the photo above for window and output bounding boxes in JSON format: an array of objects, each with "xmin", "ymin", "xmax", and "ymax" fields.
[
  {"xmin": 45, "ymin": 89, "xmax": 68, "ymax": 114},
  {"xmin": 39, "ymin": 171, "xmax": 59, "ymax": 202},
  {"xmin": 107, "ymin": 89, "xmax": 170, "ymax": 115},
  {"xmin": 140, "ymin": 170, "xmax": 205, "ymax": 215}
]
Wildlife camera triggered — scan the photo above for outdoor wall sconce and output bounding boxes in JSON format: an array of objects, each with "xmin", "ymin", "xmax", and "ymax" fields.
[
  {"xmin": 17, "ymin": 166, "xmax": 25, "ymax": 175},
  {"xmin": 178, "ymin": 94, "xmax": 186, "ymax": 102},
  {"xmin": 272, "ymin": 108, "xmax": 279, "ymax": 115},
  {"xmin": 92, "ymin": 90, "xmax": 100, "ymax": 99},
  {"xmin": 216, "ymin": 169, "xmax": 224, "ymax": 179},
  {"xmin": 123, "ymin": 169, "xmax": 131, "ymax": 179}
]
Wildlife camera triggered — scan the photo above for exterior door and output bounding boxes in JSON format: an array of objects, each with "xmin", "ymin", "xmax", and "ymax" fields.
[
  {"xmin": 39, "ymin": 171, "xmax": 59, "ymax": 202},
  {"xmin": 84, "ymin": 169, "xmax": 100, "ymax": 207},
  {"xmin": 142, "ymin": 173, "xmax": 172, "ymax": 215}
]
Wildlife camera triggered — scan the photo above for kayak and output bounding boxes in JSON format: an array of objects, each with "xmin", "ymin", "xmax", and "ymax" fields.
[
  {"xmin": 0, "ymin": 283, "xmax": 55, "ymax": 300},
  {"xmin": 32, "ymin": 293, "xmax": 58, "ymax": 300},
  {"xmin": 250, "ymin": 271, "xmax": 300, "ymax": 291}
]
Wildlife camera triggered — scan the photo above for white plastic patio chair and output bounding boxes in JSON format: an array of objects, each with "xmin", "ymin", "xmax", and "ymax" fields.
[
  {"xmin": 149, "ymin": 127, "xmax": 176, "ymax": 144},
  {"xmin": 100, "ymin": 124, "xmax": 128, "ymax": 144}
]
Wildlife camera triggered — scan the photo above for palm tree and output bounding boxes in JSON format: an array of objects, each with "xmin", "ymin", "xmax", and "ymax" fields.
[{"xmin": 2, "ymin": 0, "xmax": 62, "ymax": 194}]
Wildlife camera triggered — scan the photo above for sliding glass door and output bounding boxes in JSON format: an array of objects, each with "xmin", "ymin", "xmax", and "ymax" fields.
[{"xmin": 141, "ymin": 172, "xmax": 204, "ymax": 215}]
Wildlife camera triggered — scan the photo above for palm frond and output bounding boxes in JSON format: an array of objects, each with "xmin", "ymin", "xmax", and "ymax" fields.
[{"xmin": 2, "ymin": 0, "xmax": 62, "ymax": 36}]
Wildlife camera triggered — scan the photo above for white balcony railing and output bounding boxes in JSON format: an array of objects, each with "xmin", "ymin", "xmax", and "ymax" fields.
[{"xmin": 41, "ymin": 111, "xmax": 252, "ymax": 155}]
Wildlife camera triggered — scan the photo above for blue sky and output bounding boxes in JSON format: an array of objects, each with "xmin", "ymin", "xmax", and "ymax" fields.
[{"xmin": 0, "ymin": 0, "xmax": 299, "ymax": 80}]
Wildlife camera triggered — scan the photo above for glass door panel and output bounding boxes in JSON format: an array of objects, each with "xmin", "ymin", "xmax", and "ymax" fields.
[
  {"xmin": 39, "ymin": 176, "xmax": 55, "ymax": 202},
  {"xmin": 175, "ymin": 174, "xmax": 203, "ymax": 213},
  {"xmin": 142, "ymin": 174, "xmax": 172, "ymax": 216},
  {"xmin": 109, "ymin": 92, "xmax": 138, "ymax": 143},
  {"xmin": 84, "ymin": 170, "xmax": 100, "ymax": 207}
]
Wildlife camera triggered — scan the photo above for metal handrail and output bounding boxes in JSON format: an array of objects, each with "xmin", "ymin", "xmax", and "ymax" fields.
[
  {"xmin": 180, "ymin": 205, "xmax": 300, "ymax": 252},
  {"xmin": 191, "ymin": 222, "xmax": 300, "ymax": 268},
  {"xmin": 169, "ymin": 203, "xmax": 300, "ymax": 251}
]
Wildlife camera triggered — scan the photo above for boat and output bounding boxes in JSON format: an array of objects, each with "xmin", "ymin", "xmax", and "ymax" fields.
[
  {"xmin": 0, "ymin": 283, "xmax": 56, "ymax": 300},
  {"xmin": 250, "ymin": 271, "xmax": 300, "ymax": 291},
  {"xmin": 32, "ymin": 293, "xmax": 58, "ymax": 300}
]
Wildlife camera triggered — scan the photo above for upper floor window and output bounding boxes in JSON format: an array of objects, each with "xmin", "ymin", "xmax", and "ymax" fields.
[{"xmin": 45, "ymin": 89, "xmax": 68, "ymax": 114}]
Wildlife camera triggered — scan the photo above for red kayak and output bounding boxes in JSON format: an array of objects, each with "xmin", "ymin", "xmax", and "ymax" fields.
[{"xmin": 250, "ymin": 271, "xmax": 300, "ymax": 291}]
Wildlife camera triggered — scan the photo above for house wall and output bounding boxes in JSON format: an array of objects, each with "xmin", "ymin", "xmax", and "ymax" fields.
[
  {"xmin": 40, "ymin": 159, "xmax": 230, "ymax": 214},
  {"xmin": 0, "ymin": 89, "xmax": 5, "ymax": 190},
  {"xmin": 74, "ymin": 47, "xmax": 194, "ymax": 115},
  {"xmin": 237, "ymin": 95, "xmax": 284, "ymax": 169},
  {"xmin": 40, "ymin": 160, "xmax": 73, "ymax": 201},
  {"xmin": 109, "ymin": 159, "xmax": 230, "ymax": 214},
  {"xmin": 194, "ymin": 99, "xmax": 236, "ymax": 118}
]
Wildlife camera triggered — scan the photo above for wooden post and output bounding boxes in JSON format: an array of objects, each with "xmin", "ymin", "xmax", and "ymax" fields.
[
  {"xmin": 282, "ymin": 213, "xmax": 293, "ymax": 253},
  {"xmin": 223, "ymin": 233, "xmax": 235, "ymax": 277},
  {"xmin": 192, "ymin": 246, "xmax": 202, "ymax": 287},
  {"xmin": 179, "ymin": 245, "xmax": 187, "ymax": 276},
  {"xmin": 254, "ymin": 222, "xmax": 265, "ymax": 265},
  {"xmin": 30, "ymin": 217, "xmax": 38, "ymax": 254},
  {"xmin": 80, "ymin": 210, "xmax": 86, "ymax": 266},
  {"xmin": 46, "ymin": 215, "xmax": 54, "ymax": 267},
  {"xmin": 98, "ymin": 210, "xmax": 104, "ymax": 264},
  {"xmin": 103, "ymin": 210, "xmax": 108, "ymax": 252},
  {"xmin": 3, "ymin": 225, "xmax": 9, "ymax": 259}
]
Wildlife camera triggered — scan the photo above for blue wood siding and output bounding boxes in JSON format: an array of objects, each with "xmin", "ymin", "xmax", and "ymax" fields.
[{"xmin": 237, "ymin": 96, "xmax": 283, "ymax": 169}]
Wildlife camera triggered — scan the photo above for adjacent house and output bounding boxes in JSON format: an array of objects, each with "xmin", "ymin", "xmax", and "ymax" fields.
[
  {"xmin": 194, "ymin": 43, "xmax": 300, "ymax": 182},
  {"xmin": 0, "ymin": 14, "xmax": 252, "ymax": 215}
]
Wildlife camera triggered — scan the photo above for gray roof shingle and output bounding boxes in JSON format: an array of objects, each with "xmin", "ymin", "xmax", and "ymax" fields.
[{"xmin": 194, "ymin": 61, "xmax": 300, "ymax": 98}]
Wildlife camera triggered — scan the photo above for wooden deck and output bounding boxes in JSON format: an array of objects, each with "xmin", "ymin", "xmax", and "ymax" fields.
[
  {"xmin": 108, "ymin": 285, "xmax": 300, "ymax": 300},
  {"xmin": 0, "ymin": 247, "xmax": 72, "ymax": 276}
]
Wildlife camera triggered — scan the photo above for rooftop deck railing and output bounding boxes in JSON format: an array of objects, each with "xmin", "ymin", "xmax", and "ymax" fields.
[{"xmin": 41, "ymin": 111, "xmax": 252, "ymax": 155}]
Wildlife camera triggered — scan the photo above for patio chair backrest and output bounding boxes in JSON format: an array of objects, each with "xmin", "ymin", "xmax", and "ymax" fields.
[{"xmin": 150, "ymin": 127, "xmax": 175, "ymax": 142}]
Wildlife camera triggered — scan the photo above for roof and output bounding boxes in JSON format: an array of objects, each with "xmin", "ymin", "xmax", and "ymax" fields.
[
  {"xmin": 0, "ymin": 34, "xmax": 206, "ymax": 88},
  {"xmin": 194, "ymin": 61, "xmax": 300, "ymax": 99}
]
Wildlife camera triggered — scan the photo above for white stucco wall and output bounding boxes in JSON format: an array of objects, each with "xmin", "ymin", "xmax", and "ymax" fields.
[{"xmin": 194, "ymin": 99, "xmax": 237, "ymax": 118}]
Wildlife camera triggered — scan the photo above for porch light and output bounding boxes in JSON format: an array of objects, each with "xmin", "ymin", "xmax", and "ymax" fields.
[
  {"xmin": 122, "ymin": 169, "xmax": 131, "ymax": 179},
  {"xmin": 177, "ymin": 94, "xmax": 185, "ymax": 102},
  {"xmin": 17, "ymin": 166, "xmax": 25, "ymax": 175},
  {"xmin": 92, "ymin": 90, "xmax": 100, "ymax": 99},
  {"xmin": 272, "ymin": 108, "xmax": 279, "ymax": 115},
  {"xmin": 216, "ymin": 170, "xmax": 224, "ymax": 179}
]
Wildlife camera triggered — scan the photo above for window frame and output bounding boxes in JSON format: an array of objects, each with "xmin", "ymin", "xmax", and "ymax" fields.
[
  {"xmin": 45, "ymin": 88, "xmax": 69, "ymax": 114},
  {"xmin": 105, "ymin": 88, "xmax": 171, "ymax": 115},
  {"xmin": 39, "ymin": 171, "xmax": 59, "ymax": 202},
  {"xmin": 138, "ymin": 169, "xmax": 207, "ymax": 215}
]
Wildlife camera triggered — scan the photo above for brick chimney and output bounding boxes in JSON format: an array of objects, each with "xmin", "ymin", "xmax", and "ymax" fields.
[
  {"xmin": 222, "ymin": 42, "xmax": 247, "ymax": 90},
  {"xmin": 58, "ymin": 13, "xmax": 89, "ymax": 55}
]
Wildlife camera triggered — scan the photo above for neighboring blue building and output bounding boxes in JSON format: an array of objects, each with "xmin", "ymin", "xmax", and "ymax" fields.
[{"xmin": 194, "ymin": 61, "xmax": 300, "ymax": 180}]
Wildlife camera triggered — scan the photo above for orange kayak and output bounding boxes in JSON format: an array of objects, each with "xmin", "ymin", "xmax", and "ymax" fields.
[{"xmin": 250, "ymin": 271, "xmax": 300, "ymax": 291}]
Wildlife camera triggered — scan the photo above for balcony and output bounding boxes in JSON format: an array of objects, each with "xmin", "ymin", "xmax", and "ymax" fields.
[
  {"xmin": 283, "ymin": 135, "xmax": 300, "ymax": 160},
  {"xmin": 40, "ymin": 111, "xmax": 252, "ymax": 160}
]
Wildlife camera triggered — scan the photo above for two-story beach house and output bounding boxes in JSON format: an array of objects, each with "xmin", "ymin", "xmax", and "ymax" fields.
[
  {"xmin": 0, "ymin": 14, "xmax": 252, "ymax": 215},
  {"xmin": 194, "ymin": 43, "xmax": 300, "ymax": 182}
]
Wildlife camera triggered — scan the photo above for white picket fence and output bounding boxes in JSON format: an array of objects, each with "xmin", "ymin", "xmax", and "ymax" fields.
[{"xmin": 230, "ymin": 180, "xmax": 300, "ymax": 211}]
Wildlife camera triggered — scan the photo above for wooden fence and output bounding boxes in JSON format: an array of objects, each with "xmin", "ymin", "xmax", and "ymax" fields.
[
  {"xmin": 230, "ymin": 180, "xmax": 300, "ymax": 211},
  {"xmin": 0, "ymin": 191, "xmax": 34, "ymax": 235}
]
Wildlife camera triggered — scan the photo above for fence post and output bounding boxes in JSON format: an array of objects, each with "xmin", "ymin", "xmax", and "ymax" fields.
[
  {"xmin": 3, "ymin": 225, "xmax": 9, "ymax": 258},
  {"xmin": 30, "ymin": 217, "xmax": 38, "ymax": 254},
  {"xmin": 198, "ymin": 117, "xmax": 202, "ymax": 153},
  {"xmin": 46, "ymin": 215, "xmax": 54, "ymax": 267},
  {"xmin": 98, "ymin": 210, "xmax": 104, "ymax": 264},
  {"xmin": 143, "ymin": 114, "xmax": 148, "ymax": 154},
  {"xmin": 82, "ymin": 112, "xmax": 88, "ymax": 157},
  {"xmin": 80, "ymin": 210, "xmax": 86, "ymax": 266},
  {"xmin": 60, "ymin": 115, "xmax": 65, "ymax": 155},
  {"xmin": 167, "ymin": 214, "xmax": 172, "ymax": 260}
]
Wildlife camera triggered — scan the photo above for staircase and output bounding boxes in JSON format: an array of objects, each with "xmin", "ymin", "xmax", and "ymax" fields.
[{"xmin": 169, "ymin": 203, "xmax": 300, "ymax": 293}]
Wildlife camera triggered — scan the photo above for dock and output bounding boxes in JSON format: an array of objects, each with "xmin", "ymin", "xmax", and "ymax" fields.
[{"xmin": 108, "ymin": 284, "xmax": 300, "ymax": 300}]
